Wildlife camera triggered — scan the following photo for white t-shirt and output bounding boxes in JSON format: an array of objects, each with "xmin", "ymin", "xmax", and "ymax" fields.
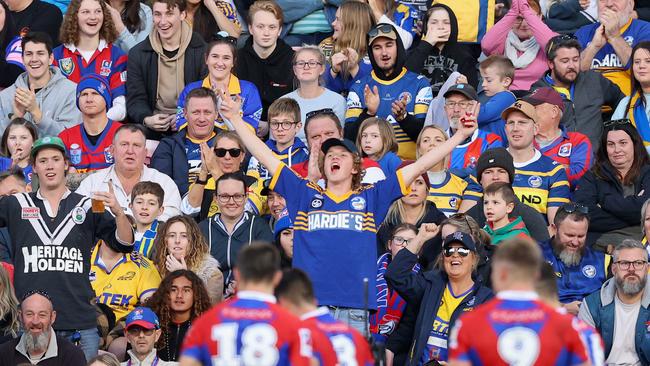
[
  {"xmin": 282, "ymin": 88, "xmax": 347, "ymax": 143},
  {"xmin": 606, "ymin": 295, "xmax": 642, "ymax": 365}
]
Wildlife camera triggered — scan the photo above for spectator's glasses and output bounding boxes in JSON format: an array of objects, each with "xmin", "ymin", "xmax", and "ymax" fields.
[
  {"xmin": 367, "ymin": 24, "xmax": 394, "ymax": 39},
  {"xmin": 444, "ymin": 100, "xmax": 475, "ymax": 109},
  {"xmin": 614, "ymin": 260, "xmax": 648, "ymax": 270},
  {"xmin": 270, "ymin": 120, "xmax": 298, "ymax": 130},
  {"xmin": 391, "ymin": 236, "xmax": 411, "ymax": 246},
  {"xmin": 214, "ymin": 148, "xmax": 242, "ymax": 158},
  {"xmin": 305, "ymin": 108, "xmax": 337, "ymax": 122},
  {"xmin": 559, "ymin": 203, "xmax": 589, "ymax": 215},
  {"xmin": 127, "ymin": 327, "xmax": 156, "ymax": 337},
  {"xmin": 444, "ymin": 247, "xmax": 471, "ymax": 257},
  {"xmin": 216, "ymin": 193, "xmax": 246, "ymax": 204},
  {"xmin": 546, "ymin": 34, "xmax": 578, "ymax": 54},
  {"xmin": 293, "ymin": 61, "xmax": 323, "ymax": 69},
  {"xmin": 604, "ymin": 119, "xmax": 632, "ymax": 129}
]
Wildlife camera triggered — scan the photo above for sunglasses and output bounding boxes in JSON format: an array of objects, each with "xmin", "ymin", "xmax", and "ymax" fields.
[
  {"xmin": 546, "ymin": 34, "xmax": 578, "ymax": 54},
  {"xmin": 127, "ymin": 327, "xmax": 156, "ymax": 337},
  {"xmin": 560, "ymin": 202, "xmax": 589, "ymax": 214},
  {"xmin": 214, "ymin": 148, "xmax": 242, "ymax": 158},
  {"xmin": 367, "ymin": 24, "xmax": 394, "ymax": 39},
  {"xmin": 305, "ymin": 108, "xmax": 336, "ymax": 121},
  {"xmin": 444, "ymin": 247, "xmax": 471, "ymax": 257},
  {"xmin": 603, "ymin": 119, "xmax": 632, "ymax": 129}
]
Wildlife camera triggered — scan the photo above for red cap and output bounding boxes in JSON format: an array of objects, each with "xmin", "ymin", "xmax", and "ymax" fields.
[{"xmin": 523, "ymin": 87, "xmax": 565, "ymax": 112}]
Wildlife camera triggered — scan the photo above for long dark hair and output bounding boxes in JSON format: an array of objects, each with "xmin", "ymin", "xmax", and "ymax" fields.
[
  {"xmin": 121, "ymin": 0, "xmax": 144, "ymax": 33},
  {"xmin": 625, "ymin": 41, "xmax": 650, "ymax": 113},
  {"xmin": 145, "ymin": 270, "xmax": 212, "ymax": 350},
  {"xmin": 0, "ymin": 118, "xmax": 38, "ymax": 157},
  {"xmin": 192, "ymin": 4, "xmax": 222, "ymax": 42},
  {"xmin": 594, "ymin": 122, "xmax": 650, "ymax": 185}
]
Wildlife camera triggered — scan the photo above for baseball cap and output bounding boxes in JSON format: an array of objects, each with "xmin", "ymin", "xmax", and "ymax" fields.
[
  {"xmin": 523, "ymin": 87, "xmax": 565, "ymax": 112},
  {"xmin": 501, "ymin": 100, "xmax": 538, "ymax": 123},
  {"xmin": 125, "ymin": 307, "xmax": 160, "ymax": 330},
  {"xmin": 368, "ymin": 24, "xmax": 398, "ymax": 45},
  {"xmin": 321, "ymin": 138, "xmax": 359, "ymax": 155},
  {"xmin": 443, "ymin": 231, "xmax": 477, "ymax": 252},
  {"xmin": 443, "ymin": 83, "xmax": 479, "ymax": 101},
  {"xmin": 31, "ymin": 136, "xmax": 67, "ymax": 159},
  {"xmin": 476, "ymin": 148, "xmax": 515, "ymax": 183}
]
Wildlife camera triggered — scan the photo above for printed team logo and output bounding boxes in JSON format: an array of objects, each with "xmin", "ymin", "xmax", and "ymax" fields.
[
  {"xmin": 100, "ymin": 60, "xmax": 112, "ymax": 76},
  {"xmin": 449, "ymin": 197, "xmax": 459, "ymax": 208},
  {"xmin": 120, "ymin": 70, "xmax": 127, "ymax": 82},
  {"xmin": 59, "ymin": 57, "xmax": 74, "ymax": 76},
  {"xmin": 117, "ymin": 271, "xmax": 136, "ymax": 280},
  {"xmin": 468, "ymin": 156, "xmax": 477, "ymax": 169},
  {"xmin": 466, "ymin": 296, "xmax": 475, "ymax": 306},
  {"xmin": 21, "ymin": 207, "xmax": 40, "ymax": 220},
  {"xmin": 89, "ymin": 270, "xmax": 96, "ymax": 282},
  {"xmin": 351, "ymin": 197, "xmax": 366, "ymax": 210},
  {"xmin": 104, "ymin": 147, "xmax": 114, "ymax": 164},
  {"xmin": 558, "ymin": 143, "xmax": 572, "ymax": 157},
  {"xmin": 582, "ymin": 265, "xmax": 597, "ymax": 278},
  {"xmin": 528, "ymin": 175, "xmax": 542, "ymax": 188},
  {"xmin": 311, "ymin": 197, "xmax": 323, "ymax": 208},
  {"xmin": 97, "ymin": 81, "xmax": 107, "ymax": 95},
  {"xmin": 398, "ymin": 92, "xmax": 412, "ymax": 105},
  {"xmin": 453, "ymin": 231, "xmax": 464, "ymax": 241},
  {"xmin": 72, "ymin": 206, "xmax": 86, "ymax": 224},
  {"xmin": 347, "ymin": 91, "xmax": 362, "ymax": 109},
  {"xmin": 646, "ymin": 320, "xmax": 650, "ymax": 333}
]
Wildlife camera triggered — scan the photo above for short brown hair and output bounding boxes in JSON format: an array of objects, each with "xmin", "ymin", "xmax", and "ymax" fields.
[
  {"xmin": 237, "ymin": 243, "xmax": 281, "ymax": 283},
  {"xmin": 356, "ymin": 117, "xmax": 398, "ymax": 159},
  {"xmin": 268, "ymin": 98, "xmax": 301, "ymax": 123},
  {"xmin": 492, "ymin": 238, "xmax": 543, "ymax": 279},
  {"xmin": 480, "ymin": 55, "xmax": 515, "ymax": 82},
  {"xmin": 483, "ymin": 181, "xmax": 516, "ymax": 205},
  {"xmin": 131, "ymin": 181, "xmax": 164, "ymax": 207},
  {"xmin": 248, "ymin": 0, "xmax": 283, "ymax": 25},
  {"xmin": 152, "ymin": 0, "xmax": 186, "ymax": 12}
]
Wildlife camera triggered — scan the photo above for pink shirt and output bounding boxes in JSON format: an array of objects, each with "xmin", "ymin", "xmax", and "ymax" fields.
[{"xmin": 481, "ymin": 0, "xmax": 557, "ymax": 90}]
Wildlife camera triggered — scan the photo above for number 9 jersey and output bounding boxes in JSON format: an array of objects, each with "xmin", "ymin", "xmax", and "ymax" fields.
[{"xmin": 180, "ymin": 291, "xmax": 312, "ymax": 366}]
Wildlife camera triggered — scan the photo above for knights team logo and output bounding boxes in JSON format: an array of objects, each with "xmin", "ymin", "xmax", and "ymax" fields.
[
  {"xmin": 100, "ymin": 60, "xmax": 112, "ymax": 76},
  {"xmin": 351, "ymin": 197, "xmax": 366, "ymax": 210},
  {"xmin": 558, "ymin": 143, "xmax": 572, "ymax": 157},
  {"xmin": 104, "ymin": 147, "xmax": 114, "ymax": 164},
  {"xmin": 72, "ymin": 206, "xmax": 86, "ymax": 224},
  {"xmin": 528, "ymin": 175, "xmax": 542, "ymax": 188},
  {"xmin": 582, "ymin": 265, "xmax": 597, "ymax": 278},
  {"xmin": 59, "ymin": 57, "xmax": 74, "ymax": 76}
]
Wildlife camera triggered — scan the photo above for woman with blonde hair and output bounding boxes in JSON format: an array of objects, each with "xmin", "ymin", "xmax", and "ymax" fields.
[
  {"xmin": 153, "ymin": 215, "xmax": 223, "ymax": 304},
  {"xmin": 53, "ymin": 0, "xmax": 128, "ymax": 121},
  {"xmin": 0, "ymin": 265, "xmax": 18, "ymax": 345},
  {"xmin": 416, "ymin": 125, "xmax": 467, "ymax": 217},
  {"xmin": 320, "ymin": 1, "xmax": 375, "ymax": 94}
]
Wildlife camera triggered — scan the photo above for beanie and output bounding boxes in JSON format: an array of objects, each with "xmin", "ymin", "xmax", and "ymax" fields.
[
  {"xmin": 476, "ymin": 148, "xmax": 515, "ymax": 183},
  {"xmin": 76, "ymin": 74, "xmax": 112, "ymax": 110}
]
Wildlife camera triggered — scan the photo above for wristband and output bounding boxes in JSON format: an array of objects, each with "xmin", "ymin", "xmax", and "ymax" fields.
[{"xmin": 195, "ymin": 175, "xmax": 210, "ymax": 185}]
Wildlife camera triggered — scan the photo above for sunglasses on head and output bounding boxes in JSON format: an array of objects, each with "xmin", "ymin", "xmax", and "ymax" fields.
[
  {"xmin": 560, "ymin": 202, "xmax": 588, "ymax": 214},
  {"xmin": 444, "ymin": 247, "xmax": 471, "ymax": 257},
  {"xmin": 305, "ymin": 108, "xmax": 336, "ymax": 121},
  {"xmin": 211, "ymin": 31, "xmax": 237, "ymax": 45},
  {"xmin": 546, "ymin": 34, "xmax": 577, "ymax": 53},
  {"xmin": 603, "ymin": 119, "xmax": 632, "ymax": 129},
  {"xmin": 214, "ymin": 148, "xmax": 242, "ymax": 158},
  {"xmin": 367, "ymin": 23, "xmax": 394, "ymax": 38}
]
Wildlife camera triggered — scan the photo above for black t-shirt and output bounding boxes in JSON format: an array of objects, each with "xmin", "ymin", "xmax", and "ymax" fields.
[
  {"xmin": 83, "ymin": 126, "xmax": 101, "ymax": 146},
  {"xmin": 10, "ymin": 0, "xmax": 63, "ymax": 46},
  {"xmin": 163, "ymin": 48, "xmax": 179, "ymax": 59}
]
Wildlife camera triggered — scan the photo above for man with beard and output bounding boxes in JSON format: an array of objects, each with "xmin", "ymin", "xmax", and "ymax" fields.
[
  {"xmin": 0, "ymin": 291, "xmax": 85, "ymax": 365},
  {"xmin": 541, "ymin": 203, "xmax": 608, "ymax": 315},
  {"xmin": 532, "ymin": 34, "xmax": 624, "ymax": 151},
  {"xmin": 344, "ymin": 23, "xmax": 433, "ymax": 160},
  {"xmin": 579, "ymin": 239, "xmax": 650, "ymax": 365}
]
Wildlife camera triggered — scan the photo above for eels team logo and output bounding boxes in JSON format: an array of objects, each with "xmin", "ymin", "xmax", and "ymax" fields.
[
  {"xmin": 311, "ymin": 195, "xmax": 323, "ymax": 208},
  {"xmin": 449, "ymin": 197, "xmax": 459, "ymax": 208},
  {"xmin": 398, "ymin": 92, "xmax": 412, "ymax": 104},
  {"xmin": 351, "ymin": 197, "xmax": 366, "ymax": 210},
  {"xmin": 528, "ymin": 175, "xmax": 542, "ymax": 188},
  {"xmin": 72, "ymin": 207, "xmax": 86, "ymax": 224},
  {"xmin": 59, "ymin": 57, "xmax": 74, "ymax": 76},
  {"xmin": 582, "ymin": 265, "xmax": 597, "ymax": 278}
]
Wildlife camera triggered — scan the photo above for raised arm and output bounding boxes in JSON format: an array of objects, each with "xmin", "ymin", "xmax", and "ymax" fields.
[
  {"xmin": 219, "ymin": 91, "xmax": 283, "ymax": 176},
  {"xmin": 400, "ymin": 104, "xmax": 479, "ymax": 186}
]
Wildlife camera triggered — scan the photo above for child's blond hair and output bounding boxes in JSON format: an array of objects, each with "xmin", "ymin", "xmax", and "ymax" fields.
[
  {"xmin": 480, "ymin": 55, "xmax": 515, "ymax": 82},
  {"xmin": 355, "ymin": 117, "xmax": 398, "ymax": 159}
]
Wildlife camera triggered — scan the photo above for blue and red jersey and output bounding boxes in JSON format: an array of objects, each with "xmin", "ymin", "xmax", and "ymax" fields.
[
  {"xmin": 535, "ymin": 127, "xmax": 593, "ymax": 188},
  {"xmin": 52, "ymin": 41, "xmax": 127, "ymax": 99},
  {"xmin": 181, "ymin": 291, "xmax": 312, "ymax": 366},
  {"xmin": 449, "ymin": 291, "xmax": 592, "ymax": 366},
  {"xmin": 449, "ymin": 129, "xmax": 503, "ymax": 179},
  {"xmin": 370, "ymin": 252, "xmax": 419, "ymax": 343},
  {"xmin": 58, "ymin": 120, "xmax": 122, "ymax": 173},
  {"xmin": 302, "ymin": 307, "xmax": 374, "ymax": 366}
]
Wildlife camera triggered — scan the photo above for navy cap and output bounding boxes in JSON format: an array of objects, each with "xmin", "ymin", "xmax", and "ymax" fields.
[
  {"xmin": 321, "ymin": 138, "xmax": 359, "ymax": 155},
  {"xmin": 443, "ymin": 231, "xmax": 477, "ymax": 252},
  {"xmin": 443, "ymin": 83, "xmax": 479, "ymax": 101}
]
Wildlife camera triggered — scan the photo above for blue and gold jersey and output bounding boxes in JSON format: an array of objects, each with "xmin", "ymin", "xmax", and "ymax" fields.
[
  {"xmin": 90, "ymin": 244, "xmax": 161, "ymax": 320},
  {"xmin": 464, "ymin": 151, "xmax": 570, "ymax": 217},
  {"xmin": 427, "ymin": 171, "xmax": 467, "ymax": 217},
  {"xmin": 270, "ymin": 165, "xmax": 409, "ymax": 310},
  {"xmin": 346, "ymin": 68, "xmax": 432, "ymax": 160},
  {"xmin": 432, "ymin": 0, "xmax": 495, "ymax": 43}
]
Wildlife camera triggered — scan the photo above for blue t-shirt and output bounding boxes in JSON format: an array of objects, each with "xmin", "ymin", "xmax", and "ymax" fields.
[{"xmin": 0, "ymin": 157, "xmax": 33, "ymax": 183}]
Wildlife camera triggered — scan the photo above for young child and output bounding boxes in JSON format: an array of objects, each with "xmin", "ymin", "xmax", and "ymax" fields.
[
  {"xmin": 247, "ymin": 98, "xmax": 309, "ymax": 181},
  {"xmin": 478, "ymin": 55, "xmax": 517, "ymax": 143},
  {"xmin": 483, "ymin": 182, "xmax": 531, "ymax": 245},
  {"xmin": 129, "ymin": 181, "xmax": 165, "ymax": 259},
  {"xmin": 356, "ymin": 117, "xmax": 402, "ymax": 174}
]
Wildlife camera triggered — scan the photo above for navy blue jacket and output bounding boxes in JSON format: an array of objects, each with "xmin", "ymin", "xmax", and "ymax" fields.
[
  {"xmin": 150, "ymin": 128, "xmax": 219, "ymax": 195},
  {"xmin": 385, "ymin": 249, "xmax": 493, "ymax": 365}
]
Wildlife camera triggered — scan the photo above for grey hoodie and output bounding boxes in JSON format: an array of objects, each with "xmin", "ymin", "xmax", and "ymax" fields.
[{"xmin": 0, "ymin": 67, "xmax": 80, "ymax": 136}]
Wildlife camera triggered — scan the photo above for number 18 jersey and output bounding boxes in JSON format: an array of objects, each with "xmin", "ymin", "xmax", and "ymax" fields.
[{"xmin": 181, "ymin": 291, "xmax": 312, "ymax": 366}]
